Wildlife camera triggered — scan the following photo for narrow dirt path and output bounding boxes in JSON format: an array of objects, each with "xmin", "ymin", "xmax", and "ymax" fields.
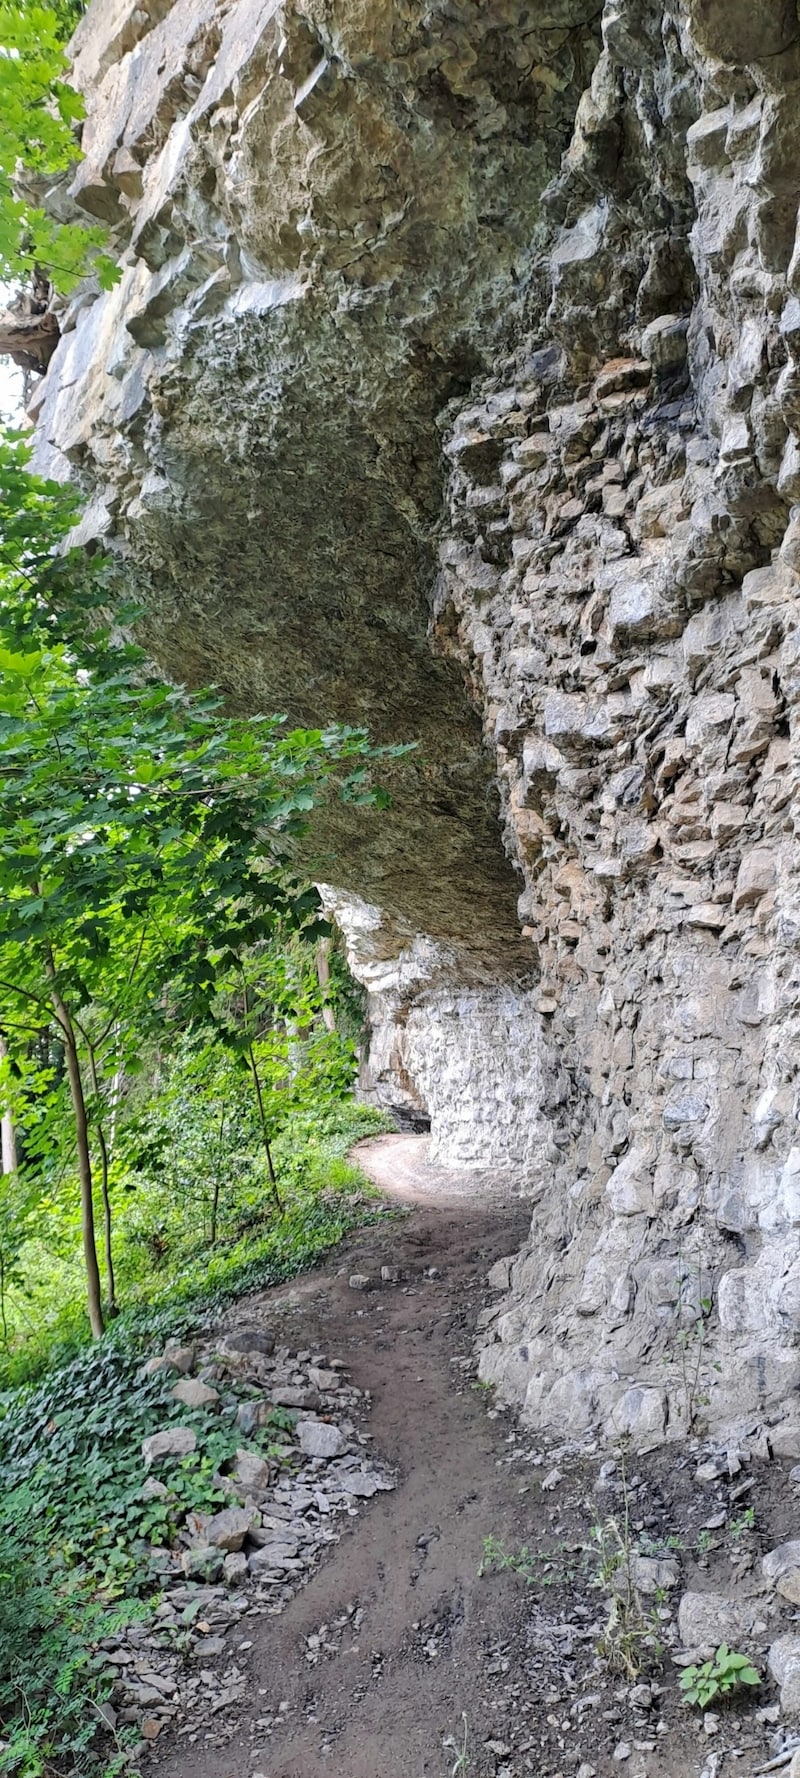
[
  {"xmin": 154, "ymin": 1138, "xmax": 781, "ymax": 1778},
  {"xmin": 155, "ymin": 1137, "xmax": 533, "ymax": 1778}
]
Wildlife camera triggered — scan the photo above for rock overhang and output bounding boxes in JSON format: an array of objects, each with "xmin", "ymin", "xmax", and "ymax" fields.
[{"xmin": 32, "ymin": 0, "xmax": 604, "ymax": 968}]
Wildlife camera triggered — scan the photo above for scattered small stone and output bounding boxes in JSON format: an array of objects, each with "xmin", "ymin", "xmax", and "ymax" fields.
[
  {"xmin": 348, "ymin": 1273, "xmax": 371, "ymax": 1291},
  {"xmin": 222, "ymin": 1551, "xmax": 249, "ymax": 1587},
  {"xmin": 171, "ymin": 1378, "xmax": 220, "ymax": 1410},
  {"xmin": 138, "ymin": 1354, "xmax": 180, "ymax": 1379},
  {"xmin": 297, "ymin": 1420, "xmax": 346, "ymax": 1460},
  {"xmin": 235, "ymin": 1449, "xmax": 272, "ymax": 1490},
  {"xmin": 225, "ymin": 1327, "xmax": 275, "ymax": 1357},
  {"xmin": 181, "ymin": 1546, "xmax": 224, "ymax": 1583},
  {"xmin": 768, "ymin": 1634, "xmax": 800, "ymax": 1715},
  {"xmin": 164, "ymin": 1343, "xmax": 196, "ymax": 1373},
  {"xmin": 140, "ymin": 1475, "xmax": 169, "ymax": 1500},
  {"xmin": 613, "ymin": 1743, "xmax": 631, "ymax": 1762},
  {"xmin": 763, "ymin": 1542, "xmax": 800, "ymax": 1605},
  {"xmin": 677, "ymin": 1589, "xmax": 763, "ymax": 1652},
  {"xmin": 142, "ymin": 1426, "xmax": 197, "ymax": 1467},
  {"xmin": 696, "ymin": 1458, "xmax": 726, "ymax": 1482},
  {"xmin": 205, "ymin": 1507, "xmax": 258, "ymax": 1551}
]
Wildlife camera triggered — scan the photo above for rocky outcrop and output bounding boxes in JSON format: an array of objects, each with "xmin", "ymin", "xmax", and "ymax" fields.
[{"xmin": 31, "ymin": 0, "xmax": 800, "ymax": 1446}]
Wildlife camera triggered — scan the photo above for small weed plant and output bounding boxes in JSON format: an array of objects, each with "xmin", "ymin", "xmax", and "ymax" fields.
[
  {"xmin": 480, "ymin": 1448, "xmax": 664, "ymax": 1678},
  {"xmin": 679, "ymin": 1644, "xmax": 760, "ymax": 1709},
  {"xmin": 443, "ymin": 1713, "xmax": 470, "ymax": 1775},
  {"xmin": 670, "ymin": 1249, "xmax": 720, "ymax": 1431},
  {"xmin": 587, "ymin": 1451, "xmax": 664, "ymax": 1678},
  {"xmin": 478, "ymin": 1532, "xmax": 581, "ymax": 1589}
]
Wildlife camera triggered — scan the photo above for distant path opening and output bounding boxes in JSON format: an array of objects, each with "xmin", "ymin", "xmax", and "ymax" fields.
[{"xmin": 352, "ymin": 1130, "xmax": 526, "ymax": 1205}]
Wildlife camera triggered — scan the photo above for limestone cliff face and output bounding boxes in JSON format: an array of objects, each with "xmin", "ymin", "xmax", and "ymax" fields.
[{"xmin": 32, "ymin": 0, "xmax": 800, "ymax": 1449}]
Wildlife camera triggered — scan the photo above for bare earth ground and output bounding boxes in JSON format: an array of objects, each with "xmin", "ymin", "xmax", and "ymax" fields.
[{"xmin": 154, "ymin": 1136, "xmax": 794, "ymax": 1778}]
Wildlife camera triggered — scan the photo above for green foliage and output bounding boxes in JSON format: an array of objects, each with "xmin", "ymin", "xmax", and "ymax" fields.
[
  {"xmin": 0, "ymin": 430, "xmax": 405, "ymax": 1338},
  {"xmin": 0, "ymin": 1, "xmax": 116, "ymax": 290},
  {"xmin": 0, "ymin": 1139, "xmax": 392, "ymax": 1773},
  {"xmin": 0, "ymin": 1530, "xmax": 144, "ymax": 1778},
  {"xmin": 679, "ymin": 1644, "xmax": 760, "ymax": 1709},
  {"xmin": 478, "ymin": 1533, "xmax": 580, "ymax": 1589},
  {"xmin": 0, "ymin": 1090, "xmax": 389, "ymax": 1386}
]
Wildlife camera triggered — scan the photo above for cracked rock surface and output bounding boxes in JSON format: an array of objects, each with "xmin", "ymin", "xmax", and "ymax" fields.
[{"xmin": 30, "ymin": 0, "xmax": 800, "ymax": 1443}]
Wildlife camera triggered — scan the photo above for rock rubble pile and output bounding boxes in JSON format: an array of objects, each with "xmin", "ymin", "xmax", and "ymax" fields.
[{"xmin": 100, "ymin": 1323, "xmax": 394, "ymax": 1753}]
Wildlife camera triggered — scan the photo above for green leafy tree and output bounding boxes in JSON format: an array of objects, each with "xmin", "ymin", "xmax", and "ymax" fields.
[
  {"xmin": 0, "ymin": 2, "xmax": 116, "ymax": 292},
  {"xmin": 0, "ymin": 441, "xmax": 395, "ymax": 1338}
]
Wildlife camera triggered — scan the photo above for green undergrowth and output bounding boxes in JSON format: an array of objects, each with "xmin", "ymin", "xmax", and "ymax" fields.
[
  {"xmin": 0, "ymin": 1097, "xmax": 395, "ymax": 1777},
  {"xmin": 0, "ymin": 1098, "xmax": 391, "ymax": 1391}
]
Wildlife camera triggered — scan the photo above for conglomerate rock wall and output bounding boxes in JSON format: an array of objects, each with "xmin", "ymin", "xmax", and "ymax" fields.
[{"xmin": 31, "ymin": 0, "xmax": 800, "ymax": 1447}]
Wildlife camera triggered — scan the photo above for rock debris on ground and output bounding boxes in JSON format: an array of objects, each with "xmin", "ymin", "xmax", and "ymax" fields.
[{"xmin": 84, "ymin": 1146, "xmax": 800, "ymax": 1778}]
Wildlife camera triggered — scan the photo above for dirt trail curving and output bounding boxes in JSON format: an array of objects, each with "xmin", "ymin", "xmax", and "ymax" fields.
[{"xmin": 156, "ymin": 1137, "xmax": 781, "ymax": 1778}]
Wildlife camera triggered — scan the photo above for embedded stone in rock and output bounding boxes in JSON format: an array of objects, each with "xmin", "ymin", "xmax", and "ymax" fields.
[
  {"xmin": 762, "ymin": 1542, "xmax": 800, "ymax": 1605},
  {"xmin": 297, "ymin": 1420, "xmax": 346, "ymax": 1460},
  {"xmin": 606, "ymin": 1387, "xmax": 666, "ymax": 1449},
  {"xmin": 640, "ymin": 313, "xmax": 689, "ymax": 371},
  {"xmin": 204, "ymin": 1506, "xmax": 259, "ymax": 1552},
  {"xmin": 170, "ymin": 1378, "xmax": 220, "ymax": 1410},
  {"xmin": 677, "ymin": 1592, "xmax": 764, "ymax": 1654},
  {"xmin": 235, "ymin": 1450, "xmax": 272, "ymax": 1491},
  {"xmin": 772, "ymin": 1425, "xmax": 800, "ymax": 1460},
  {"xmin": 732, "ymin": 848, "xmax": 777, "ymax": 912},
  {"xmin": 142, "ymin": 1427, "xmax": 197, "ymax": 1467},
  {"xmin": 487, "ymin": 1257, "xmax": 514, "ymax": 1291}
]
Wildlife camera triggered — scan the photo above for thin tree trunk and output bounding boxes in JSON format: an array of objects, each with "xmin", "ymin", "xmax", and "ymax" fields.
[
  {"xmin": 44, "ymin": 956, "xmax": 104, "ymax": 1338},
  {"xmin": 0, "ymin": 1032, "xmax": 18, "ymax": 1176},
  {"xmin": 248, "ymin": 1041, "xmax": 282, "ymax": 1214},
  {"xmin": 87, "ymin": 1046, "xmax": 116, "ymax": 1315},
  {"xmin": 210, "ymin": 1102, "xmax": 225, "ymax": 1246},
  {"xmin": 97, "ymin": 1122, "xmax": 115, "ymax": 1314},
  {"xmin": 316, "ymin": 940, "xmax": 337, "ymax": 1033}
]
